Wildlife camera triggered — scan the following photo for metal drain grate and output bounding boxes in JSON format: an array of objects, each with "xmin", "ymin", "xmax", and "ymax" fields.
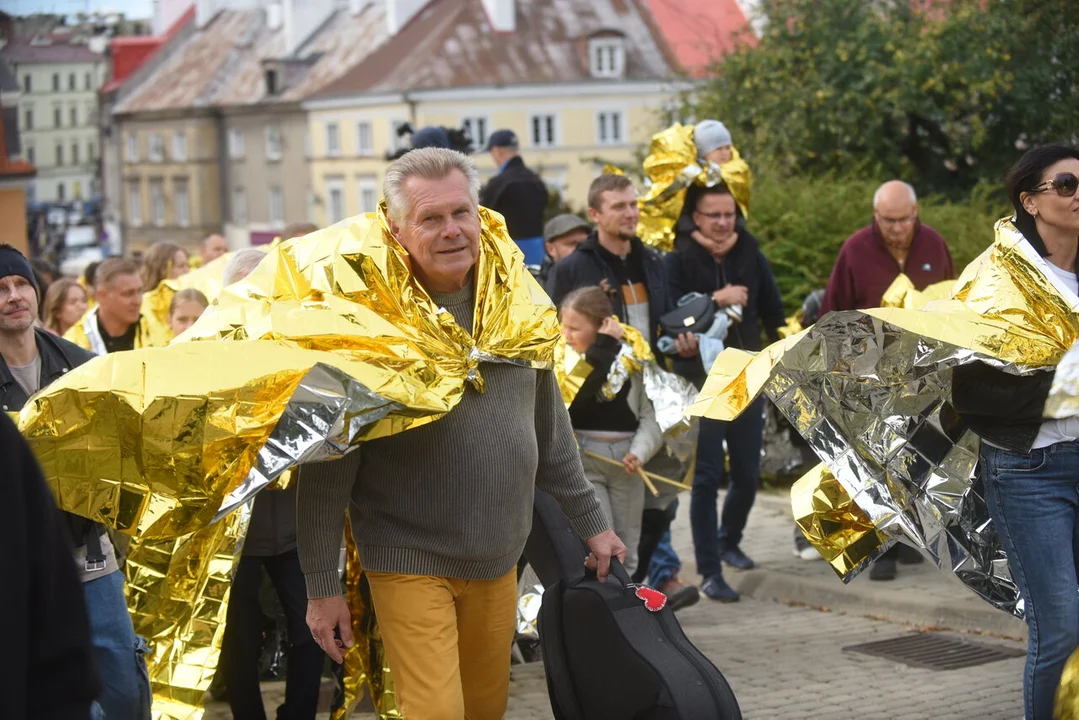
[{"xmin": 843, "ymin": 633, "xmax": 1025, "ymax": 671}]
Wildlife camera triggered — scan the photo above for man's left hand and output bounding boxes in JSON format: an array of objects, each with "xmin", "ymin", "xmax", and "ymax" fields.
[
  {"xmin": 584, "ymin": 529, "xmax": 627, "ymax": 583},
  {"xmin": 674, "ymin": 332, "xmax": 699, "ymax": 358}
]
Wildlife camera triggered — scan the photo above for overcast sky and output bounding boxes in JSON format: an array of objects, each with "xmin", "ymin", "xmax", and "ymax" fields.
[{"xmin": 6, "ymin": 0, "xmax": 154, "ymax": 19}]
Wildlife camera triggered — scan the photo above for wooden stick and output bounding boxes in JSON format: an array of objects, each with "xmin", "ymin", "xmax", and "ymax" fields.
[
  {"xmin": 637, "ymin": 468, "xmax": 660, "ymax": 497},
  {"xmin": 582, "ymin": 450, "xmax": 693, "ymax": 492}
]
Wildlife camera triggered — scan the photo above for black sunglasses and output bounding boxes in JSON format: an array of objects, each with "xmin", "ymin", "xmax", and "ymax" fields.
[{"xmin": 1030, "ymin": 172, "xmax": 1079, "ymax": 198}]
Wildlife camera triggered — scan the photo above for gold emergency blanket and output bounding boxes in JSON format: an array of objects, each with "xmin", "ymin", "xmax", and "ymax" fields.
[
  {"xmin": 18, "ymin": 206, "xmax": 558, "ymax": 718},
  {"xmin": 554, "ymin": 323, "xmax": 698, "ymax": 441},
  {"xmin": 637, "ymin": 123, "xmax": 752, "ymax": 252},
  {"xmin": 689, "ymin": 218, "xmax": 1079, "ymax": 616}
]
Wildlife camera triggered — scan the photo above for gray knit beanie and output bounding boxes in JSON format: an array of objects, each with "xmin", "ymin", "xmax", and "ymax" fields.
[{"xmin": 694, "ymin": 120, "xmax": 733, "ymax": 157}]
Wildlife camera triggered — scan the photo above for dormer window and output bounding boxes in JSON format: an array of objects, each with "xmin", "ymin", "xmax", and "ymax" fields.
[
  {"xmin": 265, "ymin": 69, "xmax": 279, "ymax": 96},
  {"xmin": 589, "ymin": 37, "xmax": 625, "ymax": 79}
]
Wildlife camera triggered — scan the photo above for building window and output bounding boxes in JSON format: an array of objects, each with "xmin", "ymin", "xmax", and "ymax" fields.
[
  {"xmin": 23, "ymin": 108, "xmax": 33, "ymax": 130},
  {"xmin": 269, "ymin": 186, "xmax": 284, "ymax": 225},
  {"xmin": 125, "ymin": 134, "xmax": 138, "ymax": 162},
  {"xmin": 356, "ymin": 121, "xmax": 373, "ymax": 156},
  {"xmin": 55, "ymin": 144, "xmax": 63, "ymax": 166},
  {"xmin": 265, "ymin": 125, "xmax": 282, "ymax": 161},
  {"xmin": 172, "ymin": 132, "xmax": 187, "ymax": 161},
  {"xmin": 357, "ymin": 175, "xmax": 378, "ymax": 214},
  {"xmin": 128, "ymin": 181, "xmax": 142, "ymax": 226},
  {"xmin": 326, "ymin": 177, "xmax": 345, "ymax": 224},
  {"xmin": 228, "ymin": 128, "xmax": 245, "ymax": 159},
  {"xmin": 148, "ymin": 133, "xmax": 164, "ymax": 162},
  {"xmin": 85, "ymin": 72, "xmax": 92, "ymax": 90},
  {"xmin": 390, "ymin": 120, "xmax": 408, "ymax": 153},
  {"xmin": 461, "ymin": 116, "xmax": 489, "ymax": 151},
  {"xmin": 232, "ymin": 187, "xmax": 248, "ymax": 224},
  {"xmin": 54, "ymin": 106, "xmax": 62, "ymax": 128},
  {"xmin": 86, "ymin": 102, "xmax": 95, "ymax": 125},
  {"xmin": 529, "ymin": 113, "xmax": 557, "ymax": 148},
  {"xmin": 88, "ymin": 141, "xmax": 96, "ymax": 161},
  {"xmin": 326, "ymin": 123, "xmax": 340, "ymax": 157},
  {"xmin": 72, "ymin": 143, "xmax": 80, "ymax": 165},
  {"xmin": 150, "ymin": 178, "xmax": 165, "ymax": 227},
  {"xmin": 23, "ymin": 74, "xmax": 31, "ymax": 93},
  {"xmin": 596, "ymin": 110, "xmax": 624, "ymax": 145},
  {"xmin": 68, "ymin": 73, "xmax": 76, "ymax": 91},
  {"xmin": 57, "ymin": 182, "xmax": 65, "ymax": 201},
  {"xmin": 26, "ymin": 145, "xmax": 34, "ymax": 164},
  {"xmin": 175, "ymin": 178, "xmax": 190, "ymax": 227},
  {"xmin": 589, "ymin": 38, "xmax": 626, "ymax": 78},
  {"xmin": 52, "ymin": 73, "xmax": 59, "ymax": 91},
  {"xmin": 304, "ymin": 128, "xmax": 311, "ymax": 159},
  {"xmin": 70, "ymin": 106, "xmax": 78, "ymax": 126}
]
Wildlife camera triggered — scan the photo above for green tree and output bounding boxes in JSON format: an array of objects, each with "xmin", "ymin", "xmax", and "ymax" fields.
[{"xmin": 696, "ymin": 0, "xmax": 1079, "ymax": 197}]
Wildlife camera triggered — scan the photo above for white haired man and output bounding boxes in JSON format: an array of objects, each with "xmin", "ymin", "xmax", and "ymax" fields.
[
  {"xmin": 817, "ymin": 180, "xmax": 955, "ymax": 580},
  {"xmin": 297, "ymin": 148, "xmax": 624, "ymax": 719}
]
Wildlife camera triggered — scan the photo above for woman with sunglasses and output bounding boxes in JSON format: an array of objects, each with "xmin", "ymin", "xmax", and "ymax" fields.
[{"xmin": 952, "ymin": 143, "xmax": 1079, "ymax": 720}]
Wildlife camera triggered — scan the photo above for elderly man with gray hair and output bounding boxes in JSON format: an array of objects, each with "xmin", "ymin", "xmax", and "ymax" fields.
[
  {"xmin": 817, "ymin": 180, "xmax": 955, "ymax": 580},
  {"xmin": 296, "ymin": 148, "xmax": 623, "ymax": 719}
]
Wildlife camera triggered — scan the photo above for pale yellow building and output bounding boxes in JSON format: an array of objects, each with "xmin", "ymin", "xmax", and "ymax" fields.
[{"xmin": 303, "ymin": 0, "xmax": 693, "ymax": 226}]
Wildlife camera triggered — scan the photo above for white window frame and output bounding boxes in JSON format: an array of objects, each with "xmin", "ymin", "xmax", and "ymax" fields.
[
  {"xmin": 595, "ymin": 109, "xmax": 625, "ymax": 146},
  {"xmin": 149, "ymin": 178, "xmax": 165, "ymax": 227},
  {"xmin": 461, "ymin": 116, "xmax": 490, "ymax": 152},
  {"xmin": 228, "ymin": 128, "xmax": 246, "ymax": 159},
  {"xmin": 326, "ymin": 122, "xmax": 340, "ymax": 157},
  {"xmin": 232, "ymin": 186, "xmax": 248, "ymax": 225},
  {"xmin": 529, "ymin": 113, "xmax": 558, "ymax": 148},
  {"xmin": 172, "ymin": 131, "xmax": 187, "ymax": 162},
  {"xmin": 325, "ymin": 177, "xmax": 345, "ymax": 224},
  {"xmin": 356, "ymin": 120, "xmax": 373, "ymax": 157},
  {"xmin": 148, "ymin": 133, "xmax": 164, "ymax": 162},
  {"xmin": 265, "ymin": 125, "xmax": 282, "ymax": 162},
  {"xmin": 357, "ymin": 174, "xmax": 378, "ymax": 214},
  {"xmin": 175, "ymin": 178, "xmax": 190, "ymax": 228},
  {"xmin": 125, "ymin": 133, "xmax": 138, "ymax": 162},
  {"xmin": 589, "ymin": 38, "xmax": 626, "ymax": 78},
  {"xmin": 127, "ymin": 180, "xmax": 141, "ymax": 226},
  {"xmin": 269, "ymin": 186, "xmax": 285, "ymax": 225}
]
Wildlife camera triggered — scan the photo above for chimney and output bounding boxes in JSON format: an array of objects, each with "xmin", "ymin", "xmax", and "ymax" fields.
[
  {"xmin": 266, "ymin": 1, "xmax": 282, "ymax": 30},
  {"xmin": 386, "ymin": 0, "xmax": 427, "ymax": 35},
  {"xmin": 481, "ymin": 0, "xmax": 514, "ymax": 32},
  {"xmin": 282, "ymin": 0, "xmax": 335, "ymax": 55},
  {"xmin": 349, "ymin": 0, "xmax": 363, "ymax": 15},
  {"xmin": 196, "ymin": 0, "xmax": 217, "ymax": 28}
]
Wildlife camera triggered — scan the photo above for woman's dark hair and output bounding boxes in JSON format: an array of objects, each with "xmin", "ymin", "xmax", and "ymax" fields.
[
  {"xmin": 560, "ymin": 286, "xmax": 613, "ymax": 326},
  {"xmin": 1005, "ymin": 143, "xmax": 1079, "ymax": 254}
]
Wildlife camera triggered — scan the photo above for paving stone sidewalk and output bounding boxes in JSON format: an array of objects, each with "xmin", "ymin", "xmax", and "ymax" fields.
[{"xmin": 205, "ymin": 488, "xmax": 1028, "ymax": 719}]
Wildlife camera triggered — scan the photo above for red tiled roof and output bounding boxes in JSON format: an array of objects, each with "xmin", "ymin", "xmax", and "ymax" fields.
[
  {"xmin": 643, "ymin": 0, "xmax": 755, "ymax": 76},
  {"xmin": 314, "ymin": 0, "xmax": 678, "ymax": 99},
  {"xmin": 102, "ymin": 7, "xmax": 195, "ymax": 94}
]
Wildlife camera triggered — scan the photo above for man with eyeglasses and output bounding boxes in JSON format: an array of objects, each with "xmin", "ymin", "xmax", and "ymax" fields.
[
  {"xmin": 820, "ymin": 180, "xmax": 954, "ymax": 317},
  {"xmin": 818, "ymin": 180, "xmax": 955, "ymax": 580}
]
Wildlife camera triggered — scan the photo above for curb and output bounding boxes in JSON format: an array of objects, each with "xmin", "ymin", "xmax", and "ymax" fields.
[{"xmin": 723, "ymin": 494, "xmax": 1028, "ymax": 639}]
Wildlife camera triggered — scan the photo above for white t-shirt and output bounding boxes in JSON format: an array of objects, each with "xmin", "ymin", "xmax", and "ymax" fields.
[{"xmin": 1032, "ymin": 263, "xmax": 1079, "ymax": 449}]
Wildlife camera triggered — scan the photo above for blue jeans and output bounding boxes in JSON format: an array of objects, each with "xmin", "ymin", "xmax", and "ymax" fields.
[
  {"xmin": 690, "ymin": 400, "xmax": 765, "ymax": 579},
  {"xmin": 84, "ymin": 570, "xmax": 151, "ymax": 720},
  {"xmin": 982, "ymin": 440, "xmax": 1079, "ymax": 720},
  {"xmin": 648, "ymin": 529, "xmax": 681, "ymax": 588}
]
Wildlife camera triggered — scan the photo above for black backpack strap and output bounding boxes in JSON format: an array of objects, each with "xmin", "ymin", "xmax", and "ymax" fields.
[{"xmin": 539, "ymin": 581, "xmax": 585, "ymax": 720}]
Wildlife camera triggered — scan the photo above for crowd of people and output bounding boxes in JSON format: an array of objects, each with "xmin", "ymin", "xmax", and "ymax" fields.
[{"xmin": 2, "ymin": 117, "xmax": 1077, "ymax": 720}]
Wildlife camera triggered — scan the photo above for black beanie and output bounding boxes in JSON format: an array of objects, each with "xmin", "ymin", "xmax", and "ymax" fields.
[{"xmin": 0, "ymin": 245, "xmax": 39, "ymax": 295}]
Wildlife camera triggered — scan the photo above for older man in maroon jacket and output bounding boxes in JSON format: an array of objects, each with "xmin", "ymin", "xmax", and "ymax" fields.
[
  {"xmin": 819, "ymin": 180, "xmax": 955, "ymax": 580},
  {"xmin": 820, "ymin": 180, "xmax": 955, "ymax": 316}
]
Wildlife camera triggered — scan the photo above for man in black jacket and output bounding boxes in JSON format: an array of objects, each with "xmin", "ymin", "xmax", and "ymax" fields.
[
  {"xmin": 2, "ymin": 411, "xmax": 100, "ymax": 720},
  {"xmin": 546, "ymin": 174, "xmax": 671, "ymax": 358},
  {"xmin": 480, "ymin": 129, "xmax": 549, "ymax": 267},
  {"xmin": 665, "ymin": 185, "xmax": 786, "ymax": 602},
  {"xmin": 0, "ymin": 244, "xmax": 149, "ymax": 719},
  {"xmin": 546, "ymin": 174, "xmax": 701, "ymax": 610}
]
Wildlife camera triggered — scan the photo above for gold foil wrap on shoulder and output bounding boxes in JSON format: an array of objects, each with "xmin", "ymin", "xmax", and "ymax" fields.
[
  {"xmin": 691, "ymin": 218, "xmax": 1078, "ymax": 615},
  {"xmin": 21, "ymin": 205, "xmax": 554, "ymax": 719},
  {"xmin": 637, "ymin": 124, "xmax": 752, "ymax": 252}
]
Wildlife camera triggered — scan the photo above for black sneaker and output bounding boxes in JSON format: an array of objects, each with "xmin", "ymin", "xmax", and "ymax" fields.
[
  {"xmin": 894, "ymin": 543, "xmax": 925, "ymax": 565},
  {"xmin": 793, "ymin": 529, "xmax": 823, "ymax": 561},
  {"xmin": 701, "ymin": 574, "xmax": 740, "ymax": 602},
  {"xmin": 869, "ymin": 557, "xmax": 898, "ymax": 581},
  {"xmin": 721, "ymin": 547, "xmax": 756, "ymax": 570}
]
